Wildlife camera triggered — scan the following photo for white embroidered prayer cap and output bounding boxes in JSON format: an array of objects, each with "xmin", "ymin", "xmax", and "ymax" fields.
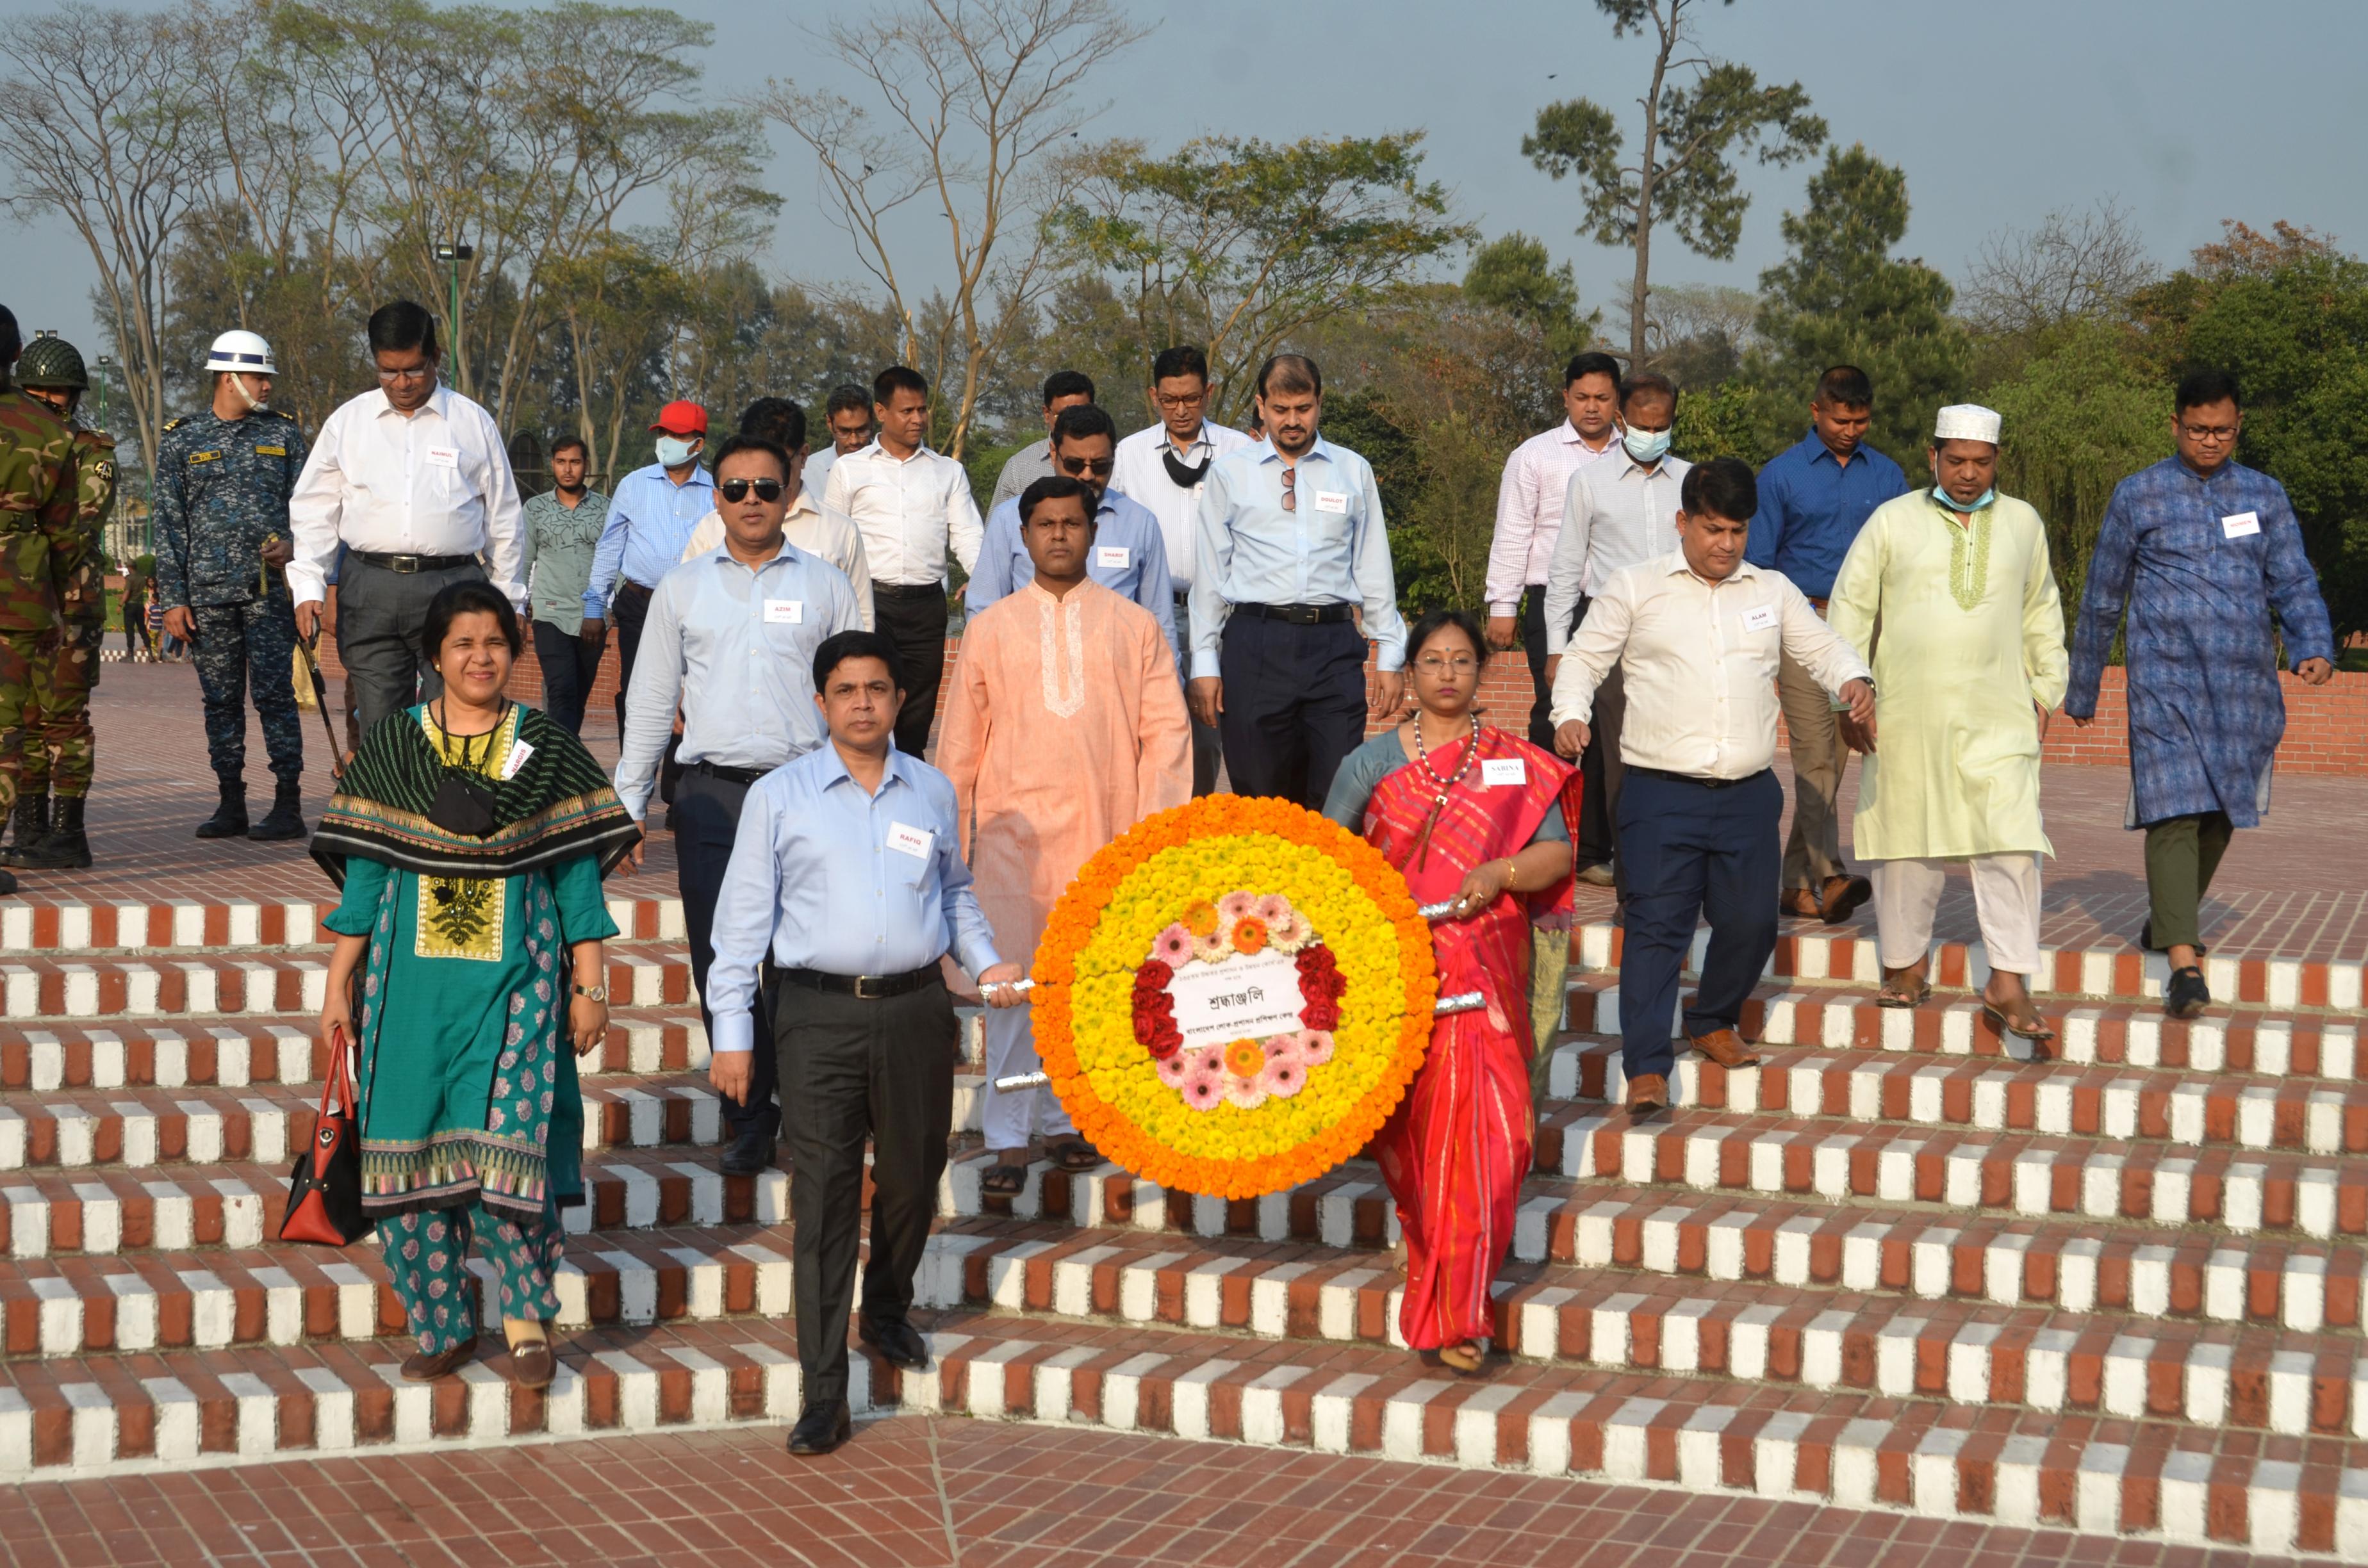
[{"xmin": 1933, "ymin": 404, "xmax": 2002, "ymax": 444}]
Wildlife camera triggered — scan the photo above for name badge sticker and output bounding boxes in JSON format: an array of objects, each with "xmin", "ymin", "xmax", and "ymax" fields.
[
  {"xmin": 423, "ymin": 446, "xmax": 460, "ymax": 470},
  {"xmin": 2222, "ymin": 510, "xmax": 2262, "ymax": 539},
  {"xmin": 1313, "ymin": 490, "xmax": 1351, "ymax": 515},
  {"xmin": 1741, "ymin": 603, "xmax": 1779, "ymax": 632},
  {"xmin": 886, "ymin": 821, "xmax": 934, "ymax": 859},
  {"xmin": 498, "ymin": 739, "xmax": 534, "ymax": 781},
  {"xmin": 1481, "ymin": 757, "xmax": 1527, "ymax": 788},
  {"xmin": 763, "ymin": 598, "xmax": 803, "ymax": 625},
  {"xmin": 1094, "ymin": 545, "xmax": 1131, "ymax": 569}
]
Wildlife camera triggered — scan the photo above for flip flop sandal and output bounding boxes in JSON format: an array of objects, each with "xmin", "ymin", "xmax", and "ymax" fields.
[
  {"xmin": 1046, "ymin": 1139, "xmax": 1103, "ymax": 1172},
  {"xmin": 1982, "ymin": 1002, "xmax": 2057, "ymax": 1043},
  {"xmin": 1877, "ymin": 977, "xmax": 1931, "ymax": 1009},
  {"xmin": 979, "ymin": 1163, "xmax": 1029, "ymax": 1201},
  {"xmin": 1435, "ymin": 1342, "xmax": 1486, "ymax": 1376}
]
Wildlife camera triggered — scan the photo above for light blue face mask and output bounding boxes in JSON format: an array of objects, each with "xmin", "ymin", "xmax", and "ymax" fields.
[
  {"xmin": 1622, "ymin": 424, "xmax": 1672, "ymax": 464},
  {"xmin": 1932, "ymin": 484, "xmax": 1994, "ymax": 514},
  {"xmin": 655, "ymin": 434, "xmax": 699, "ymax": 468}
]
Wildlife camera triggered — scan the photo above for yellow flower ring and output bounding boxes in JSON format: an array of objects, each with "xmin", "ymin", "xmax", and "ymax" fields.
[{"xmin": 1028, "ymin": 795, "xmax": 1438, "ymax": 1198}]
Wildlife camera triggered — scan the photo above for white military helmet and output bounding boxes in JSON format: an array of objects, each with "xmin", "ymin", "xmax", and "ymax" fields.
[{"xmin": 204, "ymin": 329, "xmax": 277, "ymax": 375}]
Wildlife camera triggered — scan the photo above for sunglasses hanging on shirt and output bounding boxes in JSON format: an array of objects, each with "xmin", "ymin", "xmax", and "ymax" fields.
[{"xmin": 718, "ymin": 477, "xmax": 784, "ymax": 503}]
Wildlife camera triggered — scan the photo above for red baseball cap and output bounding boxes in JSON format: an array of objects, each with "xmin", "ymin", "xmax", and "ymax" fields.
[{"xmin": 648, "ymin": 400, "xmax": 708, "ymax": 436}]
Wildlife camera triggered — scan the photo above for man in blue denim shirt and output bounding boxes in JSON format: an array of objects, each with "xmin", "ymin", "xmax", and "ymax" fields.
[
  {"xmin": 517, "ymin": 435, "xmax": 607, "ymax": 734},
  {"xmin": 1746, "ymin": 366, "xmax": 1908, "ymax": 924}
]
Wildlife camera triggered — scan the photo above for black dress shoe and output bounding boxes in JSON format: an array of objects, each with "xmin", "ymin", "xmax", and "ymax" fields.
[
  {"xmin": 2166, "ymin": 965, "xmax": 2210, "ymax": 1020},
  {"xmin": 719, "ymin": 1125, "xmax": 775, "ymax": 1175},
  {"xmin": 787, "ymin": 1400, "xmax": 850, "ymax": 1456},
  {"xmin": 859, "ymin": 1316, "xmax": 930, "ymax": 1370}
]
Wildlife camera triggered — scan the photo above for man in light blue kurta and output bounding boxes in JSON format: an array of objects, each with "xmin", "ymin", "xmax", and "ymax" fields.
[{"xmin": 2066, "ymin": 368, "xmax": 2333, "ymax": 1019}]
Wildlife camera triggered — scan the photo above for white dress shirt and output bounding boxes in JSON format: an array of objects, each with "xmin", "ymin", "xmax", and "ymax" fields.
[
  {"xmin": 613, "ymin": 539, "xmax": 866, "ymax": 820},
  {"xmin": 679, "ymin": 493, "xmax": 875, "ymax": 630},
  {"xmin": 1550, "ymin": 550, "xmax": 1871, "ymax": 780},
  {"xmin": 1484, "ymin": 420, "xmax": 1620, "ymax": 615},
  {"xmin": 1542, "ymin": 453, "xmax": 1692, "ymax": 654},
  {"xmin": 1110, "ymin": 420, "xmax": 1254, "ymax": 591},
  {"xmin": 286, "ymin": 382, "xmax": 525, "ymax": 607},
  {"xmin": 819, "ymin": 439, "xmax": 983, "ymax": 587}
]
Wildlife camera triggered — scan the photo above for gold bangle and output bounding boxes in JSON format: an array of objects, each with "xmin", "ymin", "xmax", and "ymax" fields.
[{"xmin": 1502, "ymin": 858, "xmax": 1518, "ymax": 892}]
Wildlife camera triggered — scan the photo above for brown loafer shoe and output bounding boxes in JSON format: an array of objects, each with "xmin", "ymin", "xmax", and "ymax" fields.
[
  {"xmin": 1688, "ymin": 1028, "xmax": 1761, "ymax": 1070},
  {"xmin": 1816, "ymin": 874, "xmax": 1873, "ymax": 925},
  {"xmin": 399, "ymin": 1337, "xmax": 479, "ymax": 1382},
  {"xmin": 508, "ymin": 1336, "xmax": 555, "ymax": 1391},
  {"xmin": 1625, "ymin": 1072, "xmax": 1668, "ymax": 1115},
  {"xmin": 1777, "ymin": 888, "xmax": 1824, "ymax": 920}
]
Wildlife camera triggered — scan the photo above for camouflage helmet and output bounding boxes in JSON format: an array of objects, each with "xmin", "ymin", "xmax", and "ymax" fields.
[{"xmin": 15, "ymin": 334, "xmax": 87, "ymax": 392}]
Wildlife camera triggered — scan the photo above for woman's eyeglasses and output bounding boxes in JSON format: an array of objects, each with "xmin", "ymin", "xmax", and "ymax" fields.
[
  {"xmin": 718, "ymin": 478, "xmax": 784, "ymax": 503},
  {"xmin": 1414, "ymin": 655, "xmax": 1479, "ymax": 674}
]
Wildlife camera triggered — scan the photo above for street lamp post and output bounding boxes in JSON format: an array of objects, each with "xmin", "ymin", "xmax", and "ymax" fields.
[
  {"xmin": 432, "ymin": 241, "xmax": 473, "ymax": 381},
  {"xmin": 92, "ymin": 355, "xmax": 112, "ymax": 434}
]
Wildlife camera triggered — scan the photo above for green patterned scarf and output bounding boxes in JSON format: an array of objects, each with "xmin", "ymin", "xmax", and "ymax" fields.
[{"xmin": 311, "ymin": 700, "xmax": 641, "ymax": 885}]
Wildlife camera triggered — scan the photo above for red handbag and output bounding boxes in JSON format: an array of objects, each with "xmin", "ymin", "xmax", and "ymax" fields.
[{"xmin": 281, "ymin": 1026, "xmax": 369, "ymax": 1245}]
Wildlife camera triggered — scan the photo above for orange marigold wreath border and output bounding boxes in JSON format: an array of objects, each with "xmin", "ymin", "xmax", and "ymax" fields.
[{"xmin": 1028, "ymin": 794, "xmax": 1438, "ymax": 1198}]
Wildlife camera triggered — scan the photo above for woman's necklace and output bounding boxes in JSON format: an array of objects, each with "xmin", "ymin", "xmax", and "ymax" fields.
[
  {"xmin": 433, "ymin": 698, "xmax": 506, "ymax": 772},
  {"xmin": 1402, "ymin": 712, "xmax": 1481, "ymax": 870}
]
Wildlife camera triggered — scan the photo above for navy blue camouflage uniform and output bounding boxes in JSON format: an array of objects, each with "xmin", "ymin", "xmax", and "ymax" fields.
[{"xmin": 152, "ymin": 408, "xmax": 309, "ymax": 788}]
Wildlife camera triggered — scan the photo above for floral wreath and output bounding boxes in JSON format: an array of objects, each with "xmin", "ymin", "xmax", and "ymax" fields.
[{"xmin": 1029, "ymin": 794, "xmax": 1437, "ymax": 1198}]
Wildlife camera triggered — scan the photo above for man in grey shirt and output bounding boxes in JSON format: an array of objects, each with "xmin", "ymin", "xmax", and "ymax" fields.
[
  {"xmin": 989, "ymin": 370, "xmax": 1095, "ymax": 507},
  {"xmin": 520, "ymin": 434, "xmax": 609, "ymax": 734}
]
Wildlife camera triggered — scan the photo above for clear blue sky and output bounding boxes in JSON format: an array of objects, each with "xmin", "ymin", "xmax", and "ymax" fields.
[{"xmin": 6, "ymin": 0, "xmax": 2364, "ymax": 386}]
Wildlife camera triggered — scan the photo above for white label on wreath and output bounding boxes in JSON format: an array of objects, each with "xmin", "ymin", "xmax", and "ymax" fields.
[{"xmin": 1166, "ymin": 948, "xmax": 1306, "ymax": 1052}]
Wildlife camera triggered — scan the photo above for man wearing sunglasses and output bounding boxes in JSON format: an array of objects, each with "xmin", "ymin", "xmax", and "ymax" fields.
[
  {"xmin": 614, "ymin": 434, "xmax": 867, "ymax": 1176},
  {"xmin": 964, "ymin": 403, "xmax": 1176, "ymax": 657},
  {"xmin": 677, "ymin": 398, "xmax": 874, "ymax": 627}
]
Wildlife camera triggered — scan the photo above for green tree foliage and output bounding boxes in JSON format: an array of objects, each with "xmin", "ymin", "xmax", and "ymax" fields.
[
  {"xmin": 1522, "ymin": 0, "xmax": 1821, "ymax": 366},
  {"xmin": 1982, "ymin": 318, "xmax": 2169, "ymax": 614},
  {"xmin": 1055, "ymin": 132, "xmax": 1474, "ymax": 424},
  {"xmin": 1748, "ymin": 144, "xmax": 1968, "ymax": 466},
  {"xmin": 2132, "ymin": 224, "xmax": 2368, "ymax": 637},
  {"xmin": 1462, "ymin": 234, "xmax": 1600, "ymax": 366}
]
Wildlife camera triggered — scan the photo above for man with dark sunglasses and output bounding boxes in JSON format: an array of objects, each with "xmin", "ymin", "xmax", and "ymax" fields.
[
  {"xmin": 964, "ymin": 403, "xmax": 1176, "ymax": 658},
  {"xmin": 613, "ymin": 433, "xmax": 866, "ymax": 1176}
]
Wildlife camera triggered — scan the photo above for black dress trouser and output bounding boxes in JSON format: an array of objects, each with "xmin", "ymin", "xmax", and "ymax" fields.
[
  {"xmin": 775, "ymin": 976, "xmax": 958, "ymax": 1407},
  {"xmin": 871, "ymin": 584, "xmax": 950, "ymax": 758},
  {"xmin": 674, "ymin": 768, "xmax": 775, "ymax": 1142},
  {"xmin": 1217, "ymin": 614, "xmax": 1367, "ymax": 811}
]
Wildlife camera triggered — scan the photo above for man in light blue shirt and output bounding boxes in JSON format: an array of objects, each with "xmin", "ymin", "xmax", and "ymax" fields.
[
  {"xmin": 704, "ymin": 626, "xmax": 1023, "ymax": 1457},
  {"xmin": 966, "ymin": 403, "xmax": 1178, "ymax": 658},
  {"xmin": 614, "ymin": 433, "xmax": 863, "ymax": 1176},
  {"xmin": 1187, "ymin": 354, "xmax": 1407, "ymax": 809},
  {"xmin": 580, "ymin": 399, "xmax": 716, "ymax": 753}
]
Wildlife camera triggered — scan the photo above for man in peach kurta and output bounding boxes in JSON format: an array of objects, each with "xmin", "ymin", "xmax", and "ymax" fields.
[{"xmin": 939, "ymin": 476, "xmax": 1192, "ymax": 1193}]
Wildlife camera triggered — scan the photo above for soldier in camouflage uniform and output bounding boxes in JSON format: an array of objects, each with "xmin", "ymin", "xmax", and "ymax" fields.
[
  {"xmin": 7, "ymin": 335, "xmax": 114, "ymax": 869},
  {"xmin": 152, "ymin": 330, "xmax": 309, "ymax": 840},
  {"xmin": 0, "ymin": 305, "xmax": 81, "ymax": 897}
]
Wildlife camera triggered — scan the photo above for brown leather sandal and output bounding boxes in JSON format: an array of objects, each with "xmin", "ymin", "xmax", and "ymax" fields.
[{"xmin": 508, "ymin": 1336, "xmax": 555, "ymax": 1391}]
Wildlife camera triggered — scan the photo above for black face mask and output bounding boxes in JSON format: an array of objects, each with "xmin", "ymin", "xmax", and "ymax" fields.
[{"xmin": 426, "ymin": 702, "xmax": 504, "ymax": 837}]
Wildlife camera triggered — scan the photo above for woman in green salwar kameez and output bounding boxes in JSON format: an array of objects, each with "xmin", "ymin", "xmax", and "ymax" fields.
[{"xmin": 313, "ymin": 581, "xmax": 640, "ymax": 1389}]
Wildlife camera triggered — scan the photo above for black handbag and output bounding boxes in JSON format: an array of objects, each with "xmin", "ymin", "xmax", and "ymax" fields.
[{"xmin": 281, "ymin": 1026, "xmax": 368, "ymax": 1245}]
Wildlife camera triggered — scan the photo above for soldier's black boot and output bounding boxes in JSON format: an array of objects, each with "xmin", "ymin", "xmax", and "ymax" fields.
[
  {"xmin": 35, "ymin": 796, "xmax": 91, "ymax": 870},
  {"xmin": 249, "ymin": 780, "xmax": 307, "ymax": 842},
  {"xmin": 195, "ymin": 779, "xmax": 248, "ymax": 839},
  {"xmin": 0, "ymin": 794, "xmax": 50, "ymax": 868}
]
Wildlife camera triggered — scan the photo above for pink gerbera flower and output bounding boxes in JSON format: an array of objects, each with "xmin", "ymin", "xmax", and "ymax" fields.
[
  {"xmin": 1156, "ymin": 1048, "xmax": 1197, "ymax": 1088},
  {"xmin": 1217, "ymin": 891, "xmax": 1258, "ymax": 924},
  {"xmin": 1258, "ymin": 1058, "xmax": 1306, "ymax": 1098},
  {"xmin": 1153, "ymin": 924, "xmax": 1195, "ymax": 965},
  {"xmin": 1222, "ymin": 1076, "xmax": 1269, "ymax": 1109},
  {"xmin": 1183, "ymin": 1074, "xmax": 1226, "ymax": 1112},
  {"xmin": 1253, "ymin": 894, "xmax": 1293, "ymax": 926},
  {"xmin": 1192, "ymin": 931, "xmax": 1232, "ymax": 964},
  {"xmin": 1268, "ymin": 913, "xmax": 1313, "ymax": 953},
  {"xmin": 1297, "ymin": 1030, "xmax": 1335, "ymax": 1066},
  {"xmin": 1262, "ymin": 1033, "xmax": 1302, "ymax": 1066}
]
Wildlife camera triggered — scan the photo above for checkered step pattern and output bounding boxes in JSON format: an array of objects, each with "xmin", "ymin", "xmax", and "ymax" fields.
[{"xmin": 6, "ymin": 905, "xmax": 2368, "ymax": 1557}]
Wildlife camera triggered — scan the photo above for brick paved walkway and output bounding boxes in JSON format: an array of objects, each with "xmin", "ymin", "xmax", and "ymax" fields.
[{"xmin": 0, "ymin": 1417, "xmax": 2312, "ymax": 1568}]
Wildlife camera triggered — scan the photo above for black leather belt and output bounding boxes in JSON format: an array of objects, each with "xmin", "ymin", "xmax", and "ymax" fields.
[
  {"xmin": 613, "ymin": 579, "xmax": 654, "ymax": 602},
  {"xmin": 1235, "ymin": 601, "xmax": 1353, "ymax": 625},
  {"xmin": 1631, "ymin": 765, "xmax": 1768, "ymax": 790},
  {"xmin": 354, "ymin": 551, "xmax": 473, "ymax": 573},
  {"xmin": 690, "ymin": 759, "xmax": 769, "ymax": 787},
  {"xmin": 772, "ymin": 964, "xmax": 941, "ymax": 999},
  {"xmin": 872, "ymin": 582, "xmax": 944, "ymax": 600}
]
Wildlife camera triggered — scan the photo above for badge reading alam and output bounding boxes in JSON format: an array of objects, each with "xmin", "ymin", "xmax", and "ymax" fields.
[{"xmin": 1026, "ymin": 794, "xmax": 1438, "ymax": 1198}]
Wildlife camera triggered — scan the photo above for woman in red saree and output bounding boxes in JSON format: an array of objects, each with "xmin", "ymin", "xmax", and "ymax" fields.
[{"xmin": 1322, "ymin": 608, "xmax": 1579, "ymax": 1373}]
